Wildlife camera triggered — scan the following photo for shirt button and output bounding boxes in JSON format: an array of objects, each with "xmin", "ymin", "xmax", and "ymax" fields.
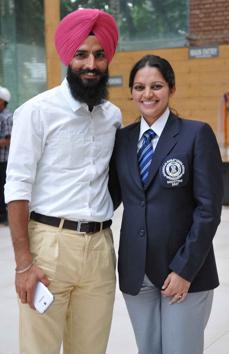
[{"xmin": 139, "ymin": 229, "xmax": 145, "ymax": 237}]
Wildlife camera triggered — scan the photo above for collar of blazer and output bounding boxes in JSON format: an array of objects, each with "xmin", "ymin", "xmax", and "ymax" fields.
[{"xmin": 124, "ymin": 112, "xmax": 181, "ymax": 190}]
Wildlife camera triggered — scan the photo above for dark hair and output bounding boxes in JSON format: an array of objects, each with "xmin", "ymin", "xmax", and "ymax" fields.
[{"xmin": 129, "ymin": 55, "xmax": 175, "ymax": 92}]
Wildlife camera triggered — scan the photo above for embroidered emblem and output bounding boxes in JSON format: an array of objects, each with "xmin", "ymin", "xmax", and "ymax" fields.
[{"xmin": 162, "ymin": 159, "xmax": 185, "ymax": 186}]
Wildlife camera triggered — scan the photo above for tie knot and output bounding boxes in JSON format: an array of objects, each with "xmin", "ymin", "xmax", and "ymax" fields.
[{"xmin": 143, "ymin": 129, "xmax": 156, "ymax": 142}]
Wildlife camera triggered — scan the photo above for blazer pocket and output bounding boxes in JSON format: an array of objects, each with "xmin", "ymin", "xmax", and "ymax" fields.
[{"xmin": 159, "ymin": 155, "xmax": 189, "ymax": 188}]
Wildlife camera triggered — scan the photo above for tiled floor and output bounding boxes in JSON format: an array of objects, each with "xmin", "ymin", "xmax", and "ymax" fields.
[{"xmin": 0, "ymin": 206, "xmax": 228, "ymax": 354}]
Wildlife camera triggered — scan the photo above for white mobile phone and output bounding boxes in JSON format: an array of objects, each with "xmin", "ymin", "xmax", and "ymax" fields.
[{"xmin": 33, "ymin": 281, "xmax": 54, "ymax": 314}]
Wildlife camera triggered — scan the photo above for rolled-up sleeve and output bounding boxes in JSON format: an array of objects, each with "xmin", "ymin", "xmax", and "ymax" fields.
[{"xmin": 4, "ymin": 103, "xmax": 43, "ymax": 203}]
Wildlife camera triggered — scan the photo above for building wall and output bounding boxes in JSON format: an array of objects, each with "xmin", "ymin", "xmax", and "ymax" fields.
[
  {"xmin": 109, "ymin": 45, "xmax": 229, "ymax": 134},
  {"xmin": 41, "ymin": 0, "xmax": 229, "ymax": 137},
  {"xmin": 189, "ymin": 0, "xmax": 229, "ymax": 46},
  {"xmin": 44, "ymin": 0, "xmax": 60, "ymax": 89}
]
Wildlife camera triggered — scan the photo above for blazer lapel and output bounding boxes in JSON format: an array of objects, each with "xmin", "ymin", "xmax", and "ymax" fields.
[{"xmin": 144, "ymin": 113, "xmax": 180, "ymax": 190}]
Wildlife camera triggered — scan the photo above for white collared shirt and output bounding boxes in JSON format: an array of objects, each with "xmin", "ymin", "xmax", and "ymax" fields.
[
  {"xmin": 138, "ymin": 108, "xmax": 170, "ymax": 151},
  {"xmin": 5, "ymin": 79, "xmax": 122, "ymax": 221}
]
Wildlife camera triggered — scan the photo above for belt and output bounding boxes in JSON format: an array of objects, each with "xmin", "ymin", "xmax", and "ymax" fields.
[{"xmin": 30, "ymin": 212, "xmax": 112, "ymax": 234}]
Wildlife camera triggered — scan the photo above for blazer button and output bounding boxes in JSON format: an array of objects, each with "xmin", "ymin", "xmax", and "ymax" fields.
[
  {"xmin": 139, "ymin": 229, "xmax": 145, "ymax": 237},
  {"xmin": 140, "ymin": 201, "xmax": 145, "ymax": 207}
]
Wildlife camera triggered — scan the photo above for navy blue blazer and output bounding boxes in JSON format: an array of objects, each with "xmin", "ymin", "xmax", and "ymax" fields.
[{"xmin": 109, "ymin": 113, "xmax": 223, "ymax": 295}]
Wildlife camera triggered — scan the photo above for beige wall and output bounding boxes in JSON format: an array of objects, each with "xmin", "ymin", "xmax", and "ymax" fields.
[
  {"xmin": 109, "ymin": 45, "xmax": 229, "ymax": 134},
  {"xmin": 44, "ymin": 0, "xmax": 61, "ymax": 88}
]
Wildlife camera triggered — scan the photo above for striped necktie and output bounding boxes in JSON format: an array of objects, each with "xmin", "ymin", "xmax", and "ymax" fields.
[{"xmin": 138, "ymin": 129, "xmax": 156, "ymax": 185}]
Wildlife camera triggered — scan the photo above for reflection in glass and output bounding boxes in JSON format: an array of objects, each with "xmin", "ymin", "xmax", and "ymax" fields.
[
  {"xmin": 61, "ymin": 0, "xmax": 188, "ymax": 51},
  {"xmin": 0, "ymin": 0, "xmax": 46, "ymax": 111}
]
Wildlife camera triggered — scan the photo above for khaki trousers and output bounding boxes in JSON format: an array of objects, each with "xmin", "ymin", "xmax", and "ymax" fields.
[{"xmin": 19, "ymin": 220, "xmax": 116, "ymax": 354}]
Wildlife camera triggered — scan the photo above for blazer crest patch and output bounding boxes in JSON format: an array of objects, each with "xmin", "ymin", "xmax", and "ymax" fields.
[{"xmin": 161, "ymin": 158, "xmax": 185, "ymax": 187}]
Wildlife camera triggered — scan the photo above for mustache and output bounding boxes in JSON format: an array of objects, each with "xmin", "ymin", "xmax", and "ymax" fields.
[{"xmin": 77, "ymin": 69, "xmax": 102, "ymax": 76}]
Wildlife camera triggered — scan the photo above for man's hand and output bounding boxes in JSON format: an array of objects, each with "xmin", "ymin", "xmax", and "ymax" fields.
[
  {"xmin": 16, "ymin": 264, "xmax": 50, "ymax": 309},
  {"xmin": 161, "ymin": 272, "xmax": 191, "ymax": 304},
  {"xmin": 7, "ymin": 201, "xmax": 50, "ymax": 309}
]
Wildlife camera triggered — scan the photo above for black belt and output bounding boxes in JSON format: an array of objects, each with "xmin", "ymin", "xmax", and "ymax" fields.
[{"xmin": 30, "ymin": 212, "xmax": 112, "ymax": 234}]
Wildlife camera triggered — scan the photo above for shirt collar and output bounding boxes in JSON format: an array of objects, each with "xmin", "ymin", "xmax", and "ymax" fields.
[
  {"xmin": 60, "ymin": 78, "xmax": 106, "ymax": 113},
  {"xmin": 139, "ymin": 107, "xmax": 170, "ymax": 141}
]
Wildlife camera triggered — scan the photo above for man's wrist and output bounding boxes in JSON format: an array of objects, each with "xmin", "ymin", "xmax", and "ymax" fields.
[
  {"xmin": 15, "ymin": 252, "xmax": 33, "ymax": 273},
  {"xmin": 15, "ymin": 261, "xmax": 33, "ymax": 274}
]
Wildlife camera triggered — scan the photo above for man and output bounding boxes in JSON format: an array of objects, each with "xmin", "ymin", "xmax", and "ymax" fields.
[
  {"xmin": 0, "ymin": 86, "xmax": 12, "ymax": 224},
  {"xmin": 5, "ymin": 9, "xmax": 121, "ymax": 354}
]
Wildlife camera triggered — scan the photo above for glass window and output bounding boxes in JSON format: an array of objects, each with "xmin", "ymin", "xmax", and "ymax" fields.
[
  {"xmin": 61, "ymin": 0, "xmax": 188, "ymax": 51},
  {"xmin": 0, "ymin": 0, "xmax": 46, "ymax": 111}
]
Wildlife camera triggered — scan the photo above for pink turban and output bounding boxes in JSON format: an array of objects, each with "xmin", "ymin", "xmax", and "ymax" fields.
[{"xmin": 55, "ymin": 8, "xmax": 119, "ymax": 65}]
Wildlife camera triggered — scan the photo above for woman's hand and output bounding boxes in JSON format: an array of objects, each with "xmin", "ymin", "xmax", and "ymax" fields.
[{"xmin": 161, "ymin": 272, "xmax": 191, "ymax": 304}]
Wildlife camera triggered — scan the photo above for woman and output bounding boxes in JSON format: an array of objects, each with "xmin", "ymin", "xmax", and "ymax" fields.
[{"xmin": 109, "ymin": 55, "xmax": 223, "ymax": 354}]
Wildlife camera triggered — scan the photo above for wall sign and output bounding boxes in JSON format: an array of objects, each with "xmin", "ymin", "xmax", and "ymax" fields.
[
  {"xmin": 189, "ymin": 46, "xmax": 219, "ymax": 59},
  {"xmin": 108, "ymin": 76, "xmax": 123, "ymax": 86}
]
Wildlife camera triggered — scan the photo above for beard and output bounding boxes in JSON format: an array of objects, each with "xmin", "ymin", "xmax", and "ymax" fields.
[{"xmin": 66, "ymin": 66, "xmax": 109, "ymax": 108}]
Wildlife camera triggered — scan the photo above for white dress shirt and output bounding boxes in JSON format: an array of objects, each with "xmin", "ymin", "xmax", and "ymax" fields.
[
  {"xmin": 5, "ymin": 79, "xmax": 122, "ymax": 221},
  {"xmin": 138, "ymin": 108, "xmax": 170, "ymax": 151}
]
